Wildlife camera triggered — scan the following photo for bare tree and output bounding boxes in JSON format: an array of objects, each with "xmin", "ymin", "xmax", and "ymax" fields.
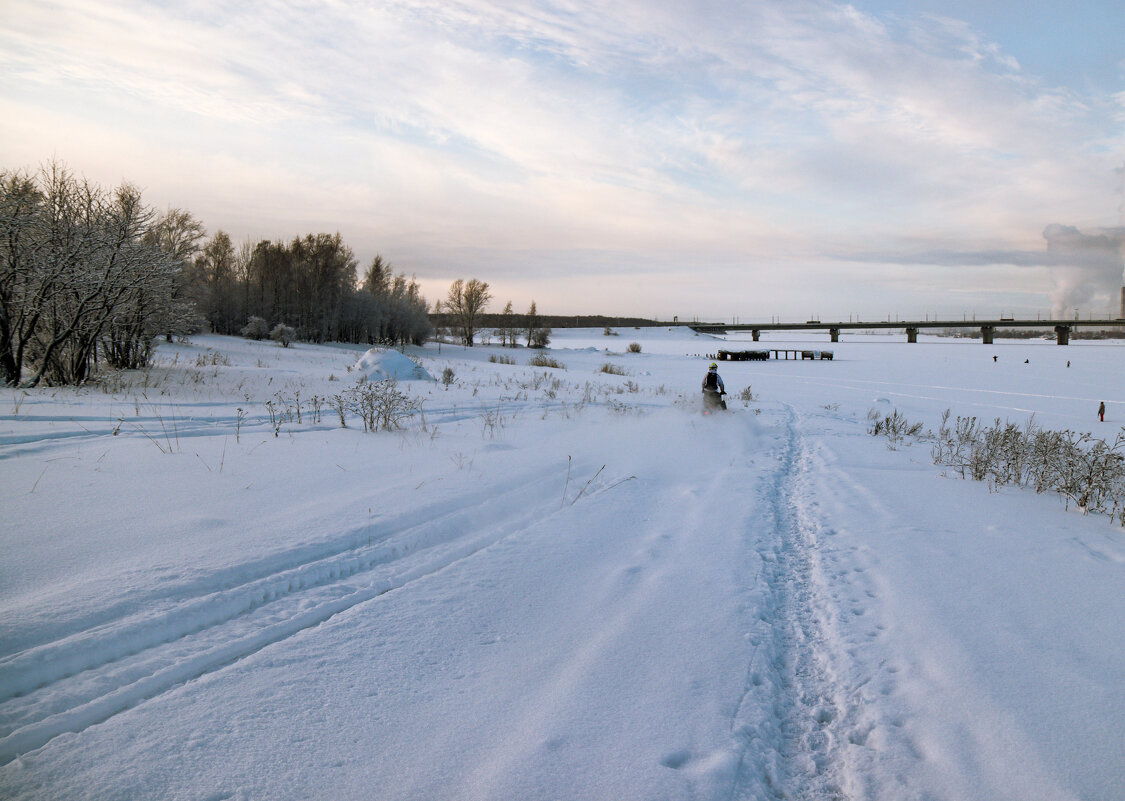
[
  {"xmin": 496, "ymin": 300, "xmax": 517, "ymax": 347},
  {"xmin": 526, "ymin": 301, "xmax": 540, "ymax": 346},
  {"xmin": 446, "ymin": 278, "xmax": 491, "ymax": 346},
  {"xmin": 194, "ymin": 230, "xmax": 241, "ymax": 334}
]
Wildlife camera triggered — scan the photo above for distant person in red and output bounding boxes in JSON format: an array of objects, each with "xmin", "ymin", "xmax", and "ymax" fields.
[{"xmin": 1098, "ymin": 401, "xmax": 1105, "ymax": 422}]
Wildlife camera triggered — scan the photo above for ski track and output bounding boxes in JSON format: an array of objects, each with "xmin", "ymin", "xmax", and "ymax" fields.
[
  {"xmin": 0, "ymin": 397, "xmax": 613, "ymax": 460},
  {"xmin": 0, "ymin": 463, "xmax": 568, "ymax": 766}
]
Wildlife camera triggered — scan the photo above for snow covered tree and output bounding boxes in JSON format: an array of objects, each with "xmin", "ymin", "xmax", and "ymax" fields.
[
  {"xmin": 0, "ymin": 161, "xmax": 193, "ymax": 385},
  {"xmin": 143, "ymin": 207, "xmax": 206, "ymax": 343},
  {"xmin": 0, "ymin": 169, "xmax": 43, "ymax": 385}
]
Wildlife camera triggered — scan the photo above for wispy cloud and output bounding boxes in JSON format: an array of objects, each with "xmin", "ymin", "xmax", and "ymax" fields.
[{"xmin": 2, "ymin": 0, "xmax": 1121, "ymax": 317}]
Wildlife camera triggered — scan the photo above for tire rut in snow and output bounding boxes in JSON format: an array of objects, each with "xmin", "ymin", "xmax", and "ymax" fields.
[
  {"xmin": 728, "ymin": 405, "xmax": 854, "ymax": 801},
  {"xmin": 0, "ymin": 467, "xmax": 563, "ymax": 766}
]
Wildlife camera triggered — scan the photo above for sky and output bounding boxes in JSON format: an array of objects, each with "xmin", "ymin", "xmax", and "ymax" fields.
[{"xmin": 2, "ymin": 0, "xmax": 1124, "ymax": 321}]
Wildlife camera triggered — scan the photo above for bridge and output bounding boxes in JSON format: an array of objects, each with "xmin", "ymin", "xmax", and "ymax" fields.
[{"xmin": 690, "ymin": 318, "xmax": 1125, "ymax": 345}]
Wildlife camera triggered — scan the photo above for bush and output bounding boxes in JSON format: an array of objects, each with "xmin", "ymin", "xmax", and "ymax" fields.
[
  {"xmin": 241, "ymin": 316, "xmax": 269, "ymax": 340},
  {"xmin": 270, "ymin": 324, "xmax": 297, "ymax": 347},
  {"xmin": 441, "ymin": 367, "xmax": 455, "ymax": 387},
  {"xmin": 879, "ymin": 408, "xmax": 1125, "ymax": 524},
  {"xmin": 343, "ymin": 379, "xmax": 420, "ymax": 432},
  {"xmin": 528, "ymin": 354, "xmax": 564, "ymax": 369},
  {"xmin": 529, "ymin": 328, "xmax": 551, "ymax": 348},
  {"xmin": 489, "ymin": 354, "xmax": 515, "ymax": 365},
  {"xmin": 929, "ymin": 410, "xmax": 1125, "ymax": 520},
  {"xmin": 867, "ymin": 408, "xmax": 924, "ymax": 448},
  {"xmin": 600, "ymin": 363, "xmax": 626, "ymax": 376},
  {"xmin": 627, "ymin": 342, "xmax": 642, "ymax": 353}
]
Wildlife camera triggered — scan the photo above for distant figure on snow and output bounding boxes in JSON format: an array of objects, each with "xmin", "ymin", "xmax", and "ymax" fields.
[
  {"xmin": 702, "ymin": 362, "xmax": 726, "ymax": 411},
  {"xmin": 1098, "ymin": 401, "xmax": 1105, "ymax": 422},
  {"xmin": 993, "ymin": 355, "xmax": 997, "ymax": 362}
]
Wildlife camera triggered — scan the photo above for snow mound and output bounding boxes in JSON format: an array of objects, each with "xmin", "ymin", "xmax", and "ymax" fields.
[{"xmin": 353, "ymin": 349, "xmax": 432, "ymax": 381}]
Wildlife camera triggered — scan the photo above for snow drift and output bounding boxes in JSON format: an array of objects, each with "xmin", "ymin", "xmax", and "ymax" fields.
[{"xmin": 352, "ymin": 347, "xmax": 432, "ymax": 381}]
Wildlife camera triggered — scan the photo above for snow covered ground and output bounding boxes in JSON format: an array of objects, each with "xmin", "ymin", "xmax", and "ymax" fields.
[{"xmin": 1, "ymin": 327, "xmax": 1122, "ymax": 800}]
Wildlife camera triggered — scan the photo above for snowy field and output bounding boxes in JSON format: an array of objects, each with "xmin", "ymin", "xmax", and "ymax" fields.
[{"xmin": 1, "ymin": 327, "xmax": 1123, "ymax": 800}]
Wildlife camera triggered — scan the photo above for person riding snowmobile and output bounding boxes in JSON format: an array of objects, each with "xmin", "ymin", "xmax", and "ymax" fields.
[{"xmin": 702, "ymin": 362, "xmax": 726, "ymax": 410}]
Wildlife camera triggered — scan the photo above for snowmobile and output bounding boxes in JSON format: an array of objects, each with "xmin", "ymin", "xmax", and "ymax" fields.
[
  {"xmin": 702, "ymin": 361, "xmax": 727, "ymax": 412},
  {"xmin": 702, "ymin": 387, "xmax": 727, "ymax": 412}
]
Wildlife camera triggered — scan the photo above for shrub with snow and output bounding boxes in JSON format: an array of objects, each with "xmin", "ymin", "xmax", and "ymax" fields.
[
  {"xmin": 270, "ymin": 324, "xmax": 297, "ymax": 347},
  {"xmin": 241, "ymin": 316, "xmax": 269, "ymax": 340}
]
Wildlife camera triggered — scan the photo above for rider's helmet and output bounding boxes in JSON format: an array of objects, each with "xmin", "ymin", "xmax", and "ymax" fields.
[{"xmin": 709, "ymin": 362, "xmax": 717, "ymax": 370}]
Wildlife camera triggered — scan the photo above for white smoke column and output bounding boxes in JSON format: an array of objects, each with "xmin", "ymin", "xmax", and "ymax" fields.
[
  {"xmin": 1043, "ymin": 224, "xmax": 1125, "ymax": 319},
  {"xmin": 1119, "ymin": 162, "xmax": 1125, "ymax": 286}
]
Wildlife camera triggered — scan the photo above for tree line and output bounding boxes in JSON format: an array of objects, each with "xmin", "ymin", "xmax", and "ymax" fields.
[
  {"xmin": 1, "ymin": 160, "xmax": 432, "ymax": 386},
  {"xmin": 197, "ymin": 235, "xmax": 430, "ymax": 347}
]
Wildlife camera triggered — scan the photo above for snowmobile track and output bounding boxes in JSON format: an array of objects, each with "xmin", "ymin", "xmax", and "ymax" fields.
[{"xmin": 0, "ymin": 464, "xmax": 566, "ymax": 766}]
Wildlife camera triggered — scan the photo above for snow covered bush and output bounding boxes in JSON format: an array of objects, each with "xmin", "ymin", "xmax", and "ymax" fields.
[
  {"xmin": 241, "ymin": 316, "xmax": 269, "ymax": 340},
  {"xmin": 441, "ymin": 367, "xmax": 455, "ymax": 387},
  {"xmin": 600, "ymin": 363, "xmax": 625, "ymax": 375},
  {"xmin": 269, "ymin": 324, "xmax": 296, "ymax": 347},
  {"xmin": 627, "ymin": 342, "xmax": 642, "ymax": 353}
]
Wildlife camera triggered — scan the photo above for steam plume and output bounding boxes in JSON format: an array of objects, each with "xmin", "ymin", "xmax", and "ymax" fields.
[{"xmin": 1043, "ymin": 224, "xmax": 1125, "ymax": 319}]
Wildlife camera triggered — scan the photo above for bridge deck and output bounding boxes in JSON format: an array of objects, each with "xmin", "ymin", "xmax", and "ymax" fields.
[{"xmin": 692, "ymin": 318, "xmax": 1124, "ymax": 345}]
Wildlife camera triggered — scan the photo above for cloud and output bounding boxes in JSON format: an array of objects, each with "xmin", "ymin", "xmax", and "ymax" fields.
[{"xmin": 2, "ymin": 0, "xmax": 1122, "ymax": 317}]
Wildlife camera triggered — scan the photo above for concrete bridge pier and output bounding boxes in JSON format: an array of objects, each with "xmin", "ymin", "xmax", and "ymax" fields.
[
  {"xmin": 1055, "ymin": 325, "xmax": 1071, "ymax": 345},
  {"xmin": 830, "ymin": 327, "xmax": 840, "ymax": 343},
  {"xmin": 980, "ymin": 325, "xmax": 995, "ymax": 345},
  {"xmin": 906, "ymin": 327, "xmax": 918, "ymax": 343}
]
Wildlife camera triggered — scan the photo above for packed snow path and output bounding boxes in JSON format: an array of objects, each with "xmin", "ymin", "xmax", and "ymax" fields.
[{"xmin": 2, "ymin": 332, "xmax": 1123, "ymax": 799}]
